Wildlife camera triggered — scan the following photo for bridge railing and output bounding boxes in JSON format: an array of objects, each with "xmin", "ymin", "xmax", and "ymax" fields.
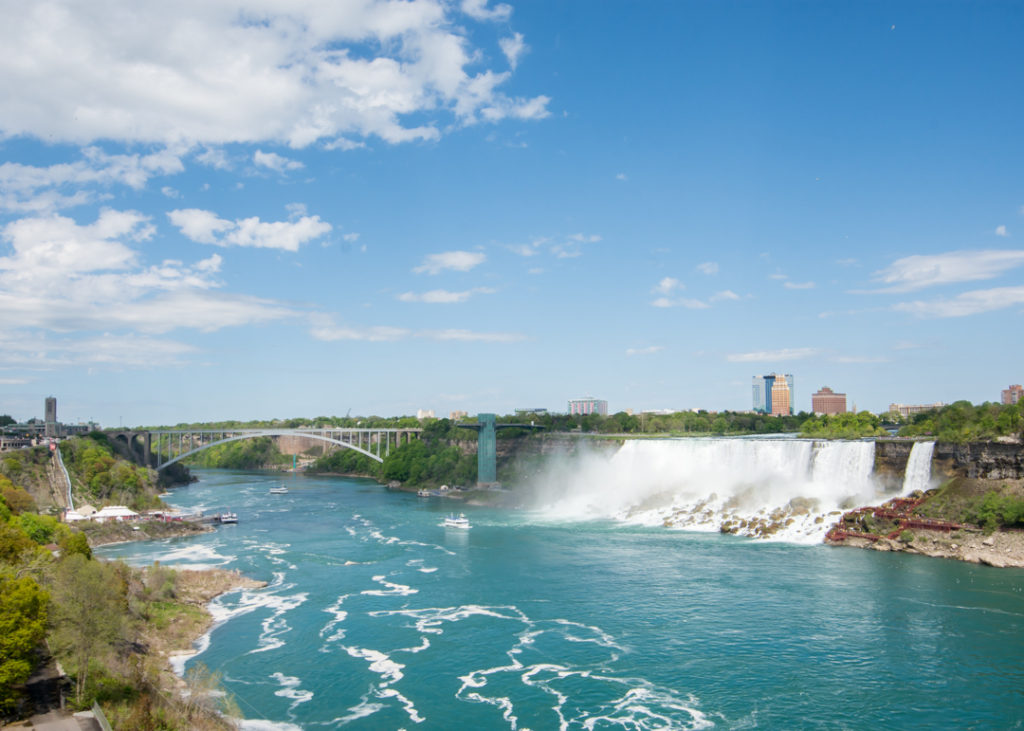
[{"xmin": 136, "ymin": 427, "xmax": 423, "ymax": 470}]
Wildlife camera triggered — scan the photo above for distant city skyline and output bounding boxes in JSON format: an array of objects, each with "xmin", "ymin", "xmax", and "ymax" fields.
[{"xmin": 1, "ymin": 2, "xmax": 1022, "ymax": 426}]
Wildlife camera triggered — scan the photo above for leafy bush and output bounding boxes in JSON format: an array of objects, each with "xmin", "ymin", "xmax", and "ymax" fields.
[
  {"xmin": 898, "ymin": 400, "xmax": 1024, "ymax": 443},
  {"xmin": 968, "ymin": 492, "xmax": 1024, "ymax": 532}
]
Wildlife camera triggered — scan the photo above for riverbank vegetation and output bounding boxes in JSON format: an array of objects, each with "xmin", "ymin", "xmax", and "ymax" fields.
[
  {"xmin": 896, "ymin": 400, "xmax": 1024, "ymax": 443},
  {"xmin": 0, "ymin": 483, "xmax": 246, "ymax": 727},
  {"xmin": 913, "ymin": 477, "xmax": 1024, "ymax": 532}
]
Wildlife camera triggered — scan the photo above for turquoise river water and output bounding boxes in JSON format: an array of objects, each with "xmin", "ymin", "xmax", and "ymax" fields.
[{"xmin": 98, "ymin": 469, "xmax": 1024, "ymax": 730}]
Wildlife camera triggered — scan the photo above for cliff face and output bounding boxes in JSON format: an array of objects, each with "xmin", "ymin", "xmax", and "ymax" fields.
[
  {"xmin": 932, "ymin": 441, "xmax": 1024, "ymax": 480},
  {"xmin": 874, "ymin": 440, "xmax": 914, "ymax": 491},
  {"xmin": 876, "ymin": 439, "xmax": 1024, "ymax": 483}
]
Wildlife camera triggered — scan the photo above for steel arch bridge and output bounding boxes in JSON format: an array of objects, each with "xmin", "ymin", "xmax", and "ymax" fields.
[{"xmin": 109, "ymin": 427, "xmax": 422, "ymax": 471}]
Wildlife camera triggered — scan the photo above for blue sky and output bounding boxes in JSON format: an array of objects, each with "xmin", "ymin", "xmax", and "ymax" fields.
[{"xmin": 1, "ymin": 1, "xmax": 1023, "ymax": 426}]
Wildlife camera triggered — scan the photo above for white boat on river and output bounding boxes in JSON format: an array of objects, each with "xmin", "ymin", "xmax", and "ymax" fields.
[{"xmin": 442, "ymin": 513, "xmax": 471, "ymax": 529}]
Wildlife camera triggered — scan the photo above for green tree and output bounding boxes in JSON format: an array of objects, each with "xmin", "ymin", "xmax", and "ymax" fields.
[
  {"xmin": 0, "ymin": 572, "xmax": 49, "ymax": 712},
  {"xmin": 0, "ymin": 522, "xmax": 35, "ymax": 565},
  {"xmin": 48, "ymin": 554, "xmax": 125, "ymax": 705},
  {"xmin": 58, "ymin": 531, "xmax": 93, "ymax": 561},
  {"xmin": 0, "ymin": 478, "xmax": 35, "ymax": 515},
  {"xmin": 16, "ymin": 513, "xmax": 59, "ymax": 545}
]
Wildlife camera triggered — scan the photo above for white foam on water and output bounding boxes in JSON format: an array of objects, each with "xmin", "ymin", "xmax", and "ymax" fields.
[
  {"xmin": 344, "ymin": 646, "xmax": 405, "ymax": 685},
  {"xmin": 327, "ymin": 698, "xmax": 385, "ymax": 725},
  {"xmin": 149, "ymin": 543, "xmax": 234, "ymax": 568},
  {"xmin": 528, "ymin": 438, "xmax": 901, "ymax": 544},
  {"xmin": 361, "ymin": 574, "xmax": 418, "ymax": 597},
  {"xmin": 236, "ymin": 720, "xmax": 304, "ymax": 731},
  {"xmin": 246, "ymin": 591, "xmax": 309, "ymax": 655},
  {"xmin": 269, "ymin": 672, "xmax": 314, "ymax": 710},
  {"xmin": 417, "ymin": 567, "xmax": 438, "ymax": 573},
  {"xmin": 377, "ymin": 687, "xmax": 425, "ymax": 724},
  {"xmin": 369, "ymin": 604, "xmax": 528, "ymax": 636},
  {"xmin": 169, "ymin": 631, "xmax": 210, "ymax": 675},
  {"xmin": 318, "ymin": 594, "xmax": 351, "ymax": 646}
]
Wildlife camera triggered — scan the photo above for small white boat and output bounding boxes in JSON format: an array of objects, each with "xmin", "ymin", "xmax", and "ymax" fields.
[
  {"xmin": 443, "ymin": 513, "xmax": 471, "ymax": 529},
  {"xmin": 218, "ymin": 512, "xmax": 238, "ymax": 524},
  {"xmin": 417, "ymin": 489, "xmax": 432, "ymax": 497},
  {"xmin": 269, "ymin": 486, "xmax": 289, "ymax": 494}
]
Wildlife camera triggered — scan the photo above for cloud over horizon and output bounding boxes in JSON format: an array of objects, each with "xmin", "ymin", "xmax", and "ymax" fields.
[{"xmin": 0, "ymin": 0, "xmax": 549, "ymax": 149}]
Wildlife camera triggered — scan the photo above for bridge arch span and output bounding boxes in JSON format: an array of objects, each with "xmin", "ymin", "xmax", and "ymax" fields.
[{"xmin": 157, "ymin": 430, "xmax": 383, "ymax": 470}]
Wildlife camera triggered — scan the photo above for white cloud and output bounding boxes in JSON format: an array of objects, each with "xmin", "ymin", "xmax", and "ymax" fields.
[
  {"xmin": 832, "ymin": 355, "xmax": 888, "ymax": 364},
  {"xmin": 418, "ymin": 329, "xmax": 525, "ymax": 342},
  {"xmin": 769, "ymin": 273, "xmax": 788, "ymax": 280},
  {"xmin": 551, "ymin": 233, "xmax": 600, "ymax": 259},
  {"xmin": 727, "ymin": 348, "xmax": 820, "ymax": 363},
  {"xmin": 869, "ymin": 249, "xmax": 1024, "ymax": 292},
  {"xmin": 499, "ymin": 33, "xmax": 527, "ymax": 70},
  {"xmin": 309, "ymin": 316, "xmax": 411, "ymax": 342},
  {"xmin": 167, "ymin": 209, "xmax": 233, "ymax": 244},
  {"xmin": 196, "ymin": 147, "xmax": 231, "ymax": 170},
  {"xmin": 461, "ymin": 0, "xmax": 512, "ymax": 22},
  {"xmin": 625, "ymin": 346, "xmax": 663, "ymax": 356},
  {"xmin": 397, "ymin": 287, "xmax": 495, "ymax": 303},
  {"xmin": 892, "ymin": 340, "xmax": 923, "ymax": 350},
  {"xmin": 0, "ymin": 146, "xmax": 185, "ymax": 212},
  {"xmin": 837, "ymin": 258, "xmax": 858, "ymax": 266},
  {"xmin": 253, "ymin": 150, "xmax": 304, "ymax": 173},
  {"xmin": 413, "ymin": 250, "xmax": 486, "ymax": 274},
  {"xmin": 696, "ymin": 261, "xmax": 718, "ymax": 275},
  {"xmin": 0, "ymin": 210, "xmax": 296, "ymax": 350},
  {"xmin": 996, "ymin": 225, "xmax": 1009, "ymax": 237},
  {"xmin": 894, "ymin": 286, "xmax": 1024, "ymax": 318},
  {"xmin": 0, "ymin": 332, "xmax": 198, "ymax": 369},
  {"xmin": 653, "ymin": 277, "xmax": 682, "ymax": 295},
  {"xmin": 0, "ymin": 1, "xmax": 547, "ymax": 148},
  {"xmin": 507, "ymin": 237, "xmax": 547, "ymax": 257},
  {"xmin": 168, "ymin": 208, "xmax": 331, "ymax": 251},
  {"xmin": 616, "ymin": 173, "xmax": 628, "ymax": 181},
  {"xmin": 784, "ymin": 281, "xmax": 816, "ymax": 290},
  {"xmin": 308, "ymin": 316, "xmax": 524, "ymax": 343},
  {"xmin": 161, "ymin": 186, "xmax": 180, "ymax": 199},
  {"xmin": 651, "ymin": 297, "xmax": 710, "ymax": 310},
  {"xmin": 710, "ymin": 290, "xmax": 740, "ymax": 302}
]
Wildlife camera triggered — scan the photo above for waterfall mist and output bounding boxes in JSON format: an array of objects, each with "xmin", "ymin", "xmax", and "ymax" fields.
[{"xmin": 524, "ymin": 438, "xmax": 928, "ymax": 544}]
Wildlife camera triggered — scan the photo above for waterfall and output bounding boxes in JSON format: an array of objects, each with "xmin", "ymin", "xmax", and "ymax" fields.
[
  {"xmin": 901, "ymin": 441, "xmax": 936, "ymax": 494},
  {"xmin": 532, "ymin": 437, "xmax": 891, "ymax": 544}
]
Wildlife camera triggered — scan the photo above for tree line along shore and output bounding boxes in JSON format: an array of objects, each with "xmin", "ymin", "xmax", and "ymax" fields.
[{"xmin": 2, "ymin": 399, "xmax": 1023, "ymax": 725}]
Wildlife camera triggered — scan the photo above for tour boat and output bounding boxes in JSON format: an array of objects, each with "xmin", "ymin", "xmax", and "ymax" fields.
[
  {"xmin": 218, "ymin": 512, "xmax": 238, "ymax": 524},
  {"xmin": 443, "ymin": 513, "xmax": 471, "ymax": 529},
  {"xmin": 269, "ymin": 486, "xmax": 289, "ymax": 494}
]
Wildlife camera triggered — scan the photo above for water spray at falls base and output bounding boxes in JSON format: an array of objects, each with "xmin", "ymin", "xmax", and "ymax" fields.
[{"xmin": 528, "ymin": 439, "xmax": 935, "ymax": 544}]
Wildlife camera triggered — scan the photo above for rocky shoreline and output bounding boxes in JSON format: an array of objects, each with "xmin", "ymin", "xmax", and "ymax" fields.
[
  {"xmin": 81, "ymin": 518, "xmax": 213, "ymax": 546},
  {"xmin": 141, "ymin": 567, "xmax": 268, "ymax": 729},
  {"xmin": 828, "ymin": 528, "xmax": 1024, "ymax": 568}
]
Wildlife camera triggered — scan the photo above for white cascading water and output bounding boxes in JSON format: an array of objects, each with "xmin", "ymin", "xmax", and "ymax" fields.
[
  {"xmin": 901, "ymin": 441, "xmax": 936, "ymax": 493},
  {"xmin": 532, "ymin": 438, "xmax": 899, "ymax": 544}
]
